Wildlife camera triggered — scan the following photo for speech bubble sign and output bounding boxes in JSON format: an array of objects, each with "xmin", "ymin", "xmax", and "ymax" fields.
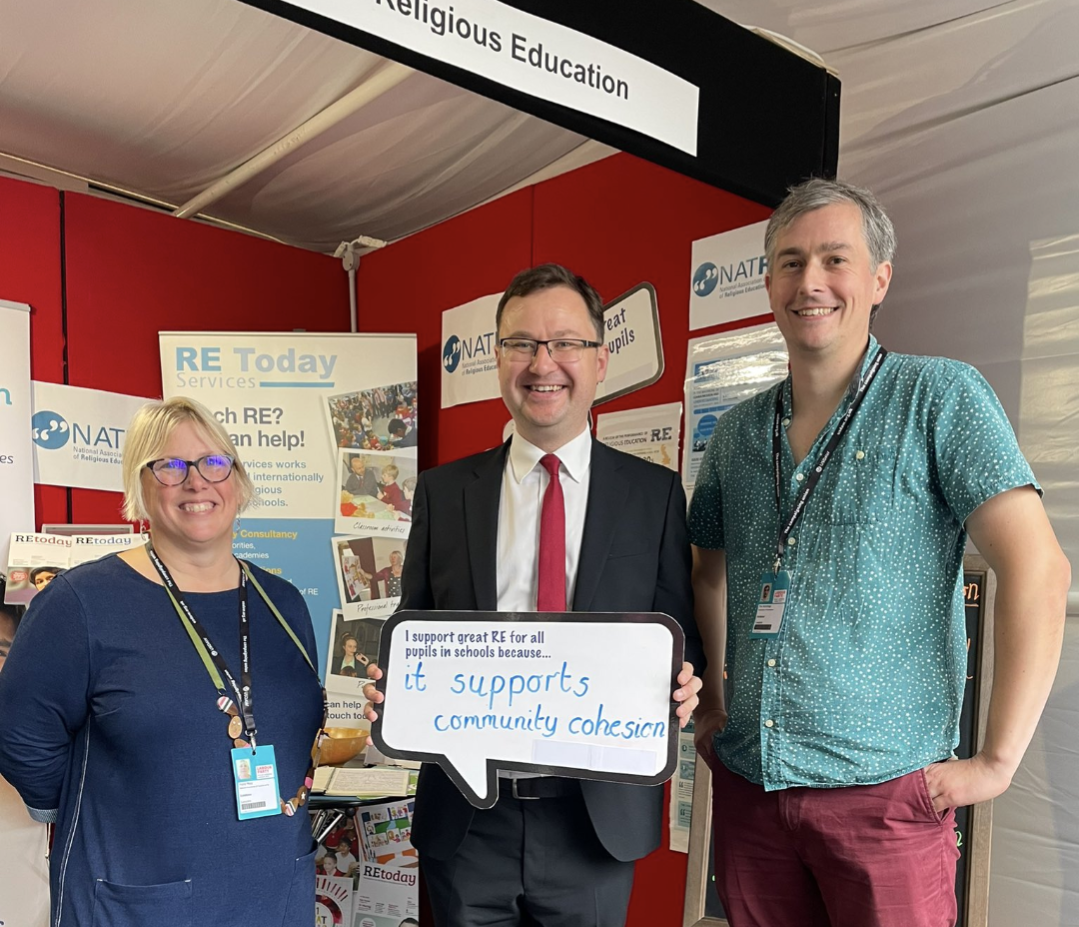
[{"xmin": 370, "ymin": 610, "xmax": 684, "ymax": 809}]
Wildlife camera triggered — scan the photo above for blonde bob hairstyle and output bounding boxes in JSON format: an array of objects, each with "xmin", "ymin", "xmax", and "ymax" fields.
[{"xmin": 121, "ymin": 397, "xmax": 256, "ymax": 522}]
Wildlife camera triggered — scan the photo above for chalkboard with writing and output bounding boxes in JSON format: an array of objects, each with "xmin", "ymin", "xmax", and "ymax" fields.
[{"xmin": 684, "ymin": 556, "xmax": 995, "ymax": 927}]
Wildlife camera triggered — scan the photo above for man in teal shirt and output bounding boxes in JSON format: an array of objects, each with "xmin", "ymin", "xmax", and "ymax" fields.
[{"xmin": 689, "ymin": 178, "xmax": 1070, "ymax": 927}]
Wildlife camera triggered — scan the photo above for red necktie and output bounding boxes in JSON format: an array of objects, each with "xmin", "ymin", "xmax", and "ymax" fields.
[{"xmin": 537, "ymin": 454, "xmax": 566, "ymax": 611}]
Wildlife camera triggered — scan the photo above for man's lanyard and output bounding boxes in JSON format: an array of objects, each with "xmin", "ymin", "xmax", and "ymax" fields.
[
  {"xmin": 771, "ymin": 345, "xmax": 888, "ymax": 573},
  {"xmin": 146, "ymin": 544, "xmax": 319, "ymax": 748}
]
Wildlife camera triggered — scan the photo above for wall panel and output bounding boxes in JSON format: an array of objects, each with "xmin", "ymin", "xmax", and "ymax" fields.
[{"xmin": 61, "ymin": 193, "xmax": 348, "ymax": 523}]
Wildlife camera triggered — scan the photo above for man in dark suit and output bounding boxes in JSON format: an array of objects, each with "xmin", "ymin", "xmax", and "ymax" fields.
[{"xmin": 367, "ymin": 263, "xmax": 703, "ymax": 927}]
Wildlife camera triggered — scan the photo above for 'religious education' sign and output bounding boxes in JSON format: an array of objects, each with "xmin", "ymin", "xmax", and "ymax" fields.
[
  {"xmin": 245, "ymin": 0, "xmax": 840, "ymax": 208},
  {"xmin": 276, "ymin": 0, "xmax": 699, "ymax": 154},
  {"xmin": 372, "ymin": 611, "xmax": 684, "ymax": 807}
]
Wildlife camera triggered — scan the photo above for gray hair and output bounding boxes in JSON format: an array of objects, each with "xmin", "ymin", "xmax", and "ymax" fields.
[{"xmin": 765, "ymin": 178, "xmax": 897, "ymax": 270}]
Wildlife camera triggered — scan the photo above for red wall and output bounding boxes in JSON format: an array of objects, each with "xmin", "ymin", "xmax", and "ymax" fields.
[
  {"xmin": 1, "ymin": 177, "xmax": 348, "ymax": 528},
  {"xmin": 359, "ymin": 152, "xmax": 770, "ymax": 927}
]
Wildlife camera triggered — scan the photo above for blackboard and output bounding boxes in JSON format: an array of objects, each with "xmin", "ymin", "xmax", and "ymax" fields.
[{"xmin": 684, "ymin": 556, "xmax": 995, "ymax": 927}]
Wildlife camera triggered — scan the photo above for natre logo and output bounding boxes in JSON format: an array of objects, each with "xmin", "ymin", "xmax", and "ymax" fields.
[
  {"xmin": 32, "ymin": 410, "xmax": 70, "ymax": 450},
  {"xmin": 443, "ymin": 335, "xmax": 462, "ymax": 373},
  {"xmin": 692, "ymin": 262, "xmax": 719, "ymax": 297}
]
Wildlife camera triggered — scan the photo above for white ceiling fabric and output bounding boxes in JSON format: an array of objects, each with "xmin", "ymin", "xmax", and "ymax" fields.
[
  {"xmin": 0, "ymin": 0, "xmax": 589, "ymax": 250},
  {"xmin": 3, "ymin": 0, "xmax": 1078, "ymax": 920}
]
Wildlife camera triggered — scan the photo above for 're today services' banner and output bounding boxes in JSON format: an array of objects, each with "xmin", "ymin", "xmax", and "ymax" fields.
[{"xmin": 160, "ymin": 332, "xmax": 417, "ymax": 674}]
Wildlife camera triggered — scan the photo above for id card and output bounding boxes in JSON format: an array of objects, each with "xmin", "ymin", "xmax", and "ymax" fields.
[
  {"xmin": 231, "ymin": 744, "xmax": 282, "ymax": 820},
  {"xmin": 751, "ymin": 570, "xmax": 791, "ymax": 638}
]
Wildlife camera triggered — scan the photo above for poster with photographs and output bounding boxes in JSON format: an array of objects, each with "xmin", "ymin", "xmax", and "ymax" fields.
[
  {"xmin": 324, "ymin": 608, "xmax": 379, "ymax": 718},
  {"xmin": 334, "ymin": 450, "xmax": 416, "ymax": 538},
  {"xmin": 332, "ymin": 534, "xmax": 407, "ymax": 620}
]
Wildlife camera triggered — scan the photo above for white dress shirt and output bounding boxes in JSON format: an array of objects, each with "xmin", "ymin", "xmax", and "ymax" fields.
[
  {"xmin": 495, "ymin": 428, "xmax": 592, "ymax": 613},
  {"xmin": 495, "ymin": 427, "xmax": 592, "ymax": 783}
]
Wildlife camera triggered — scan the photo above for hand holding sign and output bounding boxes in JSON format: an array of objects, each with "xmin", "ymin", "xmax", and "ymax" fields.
[{"xmin": 369, "ymin": 611, "xmax": 687, "ymax": 808}]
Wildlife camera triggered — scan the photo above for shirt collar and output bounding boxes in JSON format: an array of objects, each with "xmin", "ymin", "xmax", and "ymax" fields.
[
  {"xmin": 508, "ymin": 427, "xmax": 592, "ymax": 484},
  {"xmin": 856, "ymin": 334, "xmax": 881, "ymax": 386},
  {"xmin": 780, "ymin": 334, "xmax": 882, "ymax": 418}
]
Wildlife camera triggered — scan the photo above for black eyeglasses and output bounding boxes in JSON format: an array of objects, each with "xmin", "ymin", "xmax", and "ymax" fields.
[
  {"xmin": 498, "ymin": 338, "xmax": 602, "ymax": 362},
  {"xmin": 145, "ymin": 455, "xmax": 235, "ymax": 486}
]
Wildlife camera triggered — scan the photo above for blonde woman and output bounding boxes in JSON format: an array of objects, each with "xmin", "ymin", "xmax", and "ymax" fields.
[{"xmin": 0, "ymin": 397, "xmax": 325, "ymax": 926}]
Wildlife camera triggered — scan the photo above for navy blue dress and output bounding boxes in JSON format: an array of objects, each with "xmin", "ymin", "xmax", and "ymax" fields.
[{"xmin": 0, "ymin": 555, "xmax": 324, "ymax": 927}]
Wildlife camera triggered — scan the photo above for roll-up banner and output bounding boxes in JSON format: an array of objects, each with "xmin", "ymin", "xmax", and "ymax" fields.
[
  {"xmin": 159, "ymin": 332, "xmax": 417, "ymax": 673},
  {"xmin": 0, "ymin": 300, "xmax": 34, "ymax": 569},
  {"xmin": 1, "ymin": 300, "xmax": 48, "ymax": 927}
]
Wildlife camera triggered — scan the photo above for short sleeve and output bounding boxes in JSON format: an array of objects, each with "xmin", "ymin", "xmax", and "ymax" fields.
[
  {"xmin": 0, "ymin": 576, "xmax": 92, "ymax": 818},
  {"xmin": 931, "ymin": 362, "xmax": 1040, "ymax": 524},
  {"xmin": 688, "ymin": 434, "xmax": 726, "ymax": 550}
]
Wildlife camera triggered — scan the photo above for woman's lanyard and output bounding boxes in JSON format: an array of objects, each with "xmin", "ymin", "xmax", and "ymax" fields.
[
  {"xmin": 146, "ymin": 544, "xmax": 320, "ymax": 747},
  {"xmin": 771, "ymin": 345, "xmax": 888, "ymax": 574}
]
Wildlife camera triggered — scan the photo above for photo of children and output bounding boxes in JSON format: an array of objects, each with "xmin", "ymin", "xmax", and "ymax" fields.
[
  {"xmin": 314, "ymin": 815, "xmax": 362, "ymax": 877},
  {"xmin": 326, "ymin": 381, "xmax": 417, "ymax": 451},
  {"xmin": 335, "ymin": 450, "xmax": 416, "ymax": 536}
]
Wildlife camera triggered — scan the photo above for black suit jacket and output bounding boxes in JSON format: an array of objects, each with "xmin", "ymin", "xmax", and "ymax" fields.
[{"xmin": 402, "ymin": 437, "xmax": 703, "ymax": 862}]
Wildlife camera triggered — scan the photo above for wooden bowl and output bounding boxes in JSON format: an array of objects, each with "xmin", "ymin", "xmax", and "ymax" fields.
[{"xmin": 319, "ymin": 726, "xmax": 369, "ymax": 766}]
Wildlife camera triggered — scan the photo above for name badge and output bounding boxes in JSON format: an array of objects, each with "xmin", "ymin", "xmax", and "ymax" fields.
[
  {"xmin": 751, "ymin": 571, "xmax": 791, "ymax": 638},
  {"xmin": 231, "ymin": 744, "xmax": 282, "ymax": 820}
]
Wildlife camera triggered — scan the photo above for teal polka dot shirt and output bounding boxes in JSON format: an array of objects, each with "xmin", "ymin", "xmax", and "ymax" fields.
[{"xmin": 688, "ymin": 336, "xmax": 1039, "ymax": 791}]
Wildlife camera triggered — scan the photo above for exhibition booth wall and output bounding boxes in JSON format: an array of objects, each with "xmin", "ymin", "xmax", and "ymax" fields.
[
  {"xmin": 2, "ymin": 150, "xmax": 768, "ymax": 927},
  {"xmin": 0, "ymin": 173, "xmax": 349, "ymax": 530}
]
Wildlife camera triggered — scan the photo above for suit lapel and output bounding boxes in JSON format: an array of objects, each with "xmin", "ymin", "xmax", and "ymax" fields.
[
  {"xmin": 463, "ymin": 442, "xmax": 508, "ymax": 610},
  {"xmin": 572, "ymin": 440, "xmax": 630, "ymax": 611}
]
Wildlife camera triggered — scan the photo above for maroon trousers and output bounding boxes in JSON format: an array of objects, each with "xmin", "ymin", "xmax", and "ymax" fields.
[{"xmin": 711, "ymin": 760, "xmax": 961, "ymax": 927}]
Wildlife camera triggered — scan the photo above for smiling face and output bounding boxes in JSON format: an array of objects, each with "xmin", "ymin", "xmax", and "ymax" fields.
[
  {"xmin": 766, "ymin": 202, "xmax": 892, "ymax": 366},
  {"xmin": 142, "ymin": 420, "xmax": 238, "ymax": 555},
  {"xmin": 496, "ymin": 285, "xmax": 608, "ymax": 451}
]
